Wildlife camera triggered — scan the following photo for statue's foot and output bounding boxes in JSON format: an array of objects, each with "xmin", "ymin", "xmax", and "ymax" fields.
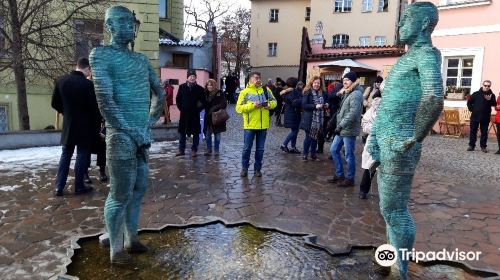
[
  {"xmin": 111, "ymin": 251, "xmax": 134, "ymax": 266},
  {"xmin": 125, "ymin": 241, "xmax": 149, "ymax": 253}
]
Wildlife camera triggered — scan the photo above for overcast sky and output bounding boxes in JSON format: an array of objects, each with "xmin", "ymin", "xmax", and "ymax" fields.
[{"xmin": 184, "ymin": 0, "xmax": 251, "ymax": 39}]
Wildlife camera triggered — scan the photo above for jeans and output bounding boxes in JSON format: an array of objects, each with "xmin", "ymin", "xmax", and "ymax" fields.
[
  {"xmin": 303, "ymin": 131, "xmax": 317, "ymax": 156},
  {"xmin": 283, "ymin": 128, "xmax": 299, "ymax": 148},
  {"xmin": 330, "ymin": 135, "xmax": 356, "ymax": 180},
  {"xmin": 242, "ymin": 129, "xmax": 267, "ymax": 171},
  {"xmin": 179, "ymin": 133, "xmax": 200, "ymax": 152},
  {"xmin": 55, "ymin": 144, "xmax": 89, "ymax": 191},
  {"xmin": 205, "ymin": 127, "xmax": 221, "ymax": 152},
  {"xmin": 469, "ymin": 120, "xmax": 490, "ymax": 148}
]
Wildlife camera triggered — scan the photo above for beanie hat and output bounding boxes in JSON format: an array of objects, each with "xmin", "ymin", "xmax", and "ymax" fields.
[
  {"xmin": 187, "ymin": 69, "xmax": 197, "ymax": 78},
  {"xmin": 343, "ymin": 71, "xmax": 357, "ymax": 83},
  {"xmin": 375, "ymin": 75, "xmax": 383, "ymax": 84}
]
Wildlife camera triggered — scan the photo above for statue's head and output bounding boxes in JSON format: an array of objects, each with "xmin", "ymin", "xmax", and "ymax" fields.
[
  {"xmin": 398, "ymin": 2, "xmax": 438, "ymax": 45},
  {"xmin": 105, "ymin": 6, "xmax": 137, "ymax": 45}
]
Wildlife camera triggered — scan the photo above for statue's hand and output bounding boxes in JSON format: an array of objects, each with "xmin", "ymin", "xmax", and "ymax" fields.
[{"xmin": 391, "ymin": 137, "xmax": 417, "ymax": 153}]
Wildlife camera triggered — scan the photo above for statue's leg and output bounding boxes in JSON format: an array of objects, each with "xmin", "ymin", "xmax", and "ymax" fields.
[
  {"xmin": 378, "ymin": 142, "xmax": 422, "ymax": 279},
  {"xmin": 104, "ymin": 131, "xmax": 137, "ymax": 263},
  {"xmin": 124, "ymin": 151, "xmax": 149, "ymax": 249}
]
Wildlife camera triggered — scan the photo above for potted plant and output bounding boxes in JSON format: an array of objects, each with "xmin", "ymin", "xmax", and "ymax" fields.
[{"xmin": 446, "ymin": 86, "xmax": 465, "ymax": 100}]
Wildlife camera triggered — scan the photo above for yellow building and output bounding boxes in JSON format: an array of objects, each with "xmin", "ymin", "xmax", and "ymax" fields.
[
  {"xmin": 0, "ymin": 0, "xmax": 184, "ymax": 132},
  {"xmin": 250, "ymin": 0, "xmax": 403, "ymax": 80}
]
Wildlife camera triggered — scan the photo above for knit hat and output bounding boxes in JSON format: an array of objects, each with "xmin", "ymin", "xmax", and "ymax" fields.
[
  {"xmin": 343, "ymin": 71, "xmax": 357, "ymax": 83},
  {"xmin": 187, "ymin": 69, "xmax": 197, "ymax": 78},
  {"xmin": 375, "ymin": 75, "xmax": 383, "ymax": 84}
]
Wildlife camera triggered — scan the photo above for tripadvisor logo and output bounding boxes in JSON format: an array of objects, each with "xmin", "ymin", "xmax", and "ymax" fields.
[
  {"xmin": 375, "ymin": 244, "xmax": 398, "ymax": 267},
  {"xmin": 374, "ymin": 244, "xmax": 482, "ymax": 267}
]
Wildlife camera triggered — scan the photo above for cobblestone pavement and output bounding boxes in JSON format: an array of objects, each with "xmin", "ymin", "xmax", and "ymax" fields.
[{"xmin": 0, "ymin": 105, "xmax": 499, "ymax": 279}]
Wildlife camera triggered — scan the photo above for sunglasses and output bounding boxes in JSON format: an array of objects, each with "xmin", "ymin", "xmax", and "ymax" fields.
[{"xmin": 483, "ymin": 84, "xmax": 491, "ymax": 87}]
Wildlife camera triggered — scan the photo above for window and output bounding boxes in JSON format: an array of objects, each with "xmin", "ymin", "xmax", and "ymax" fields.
[
  {"xmin": 268, "ymin": 43, "xmax": 277, "ymax": 56},
  {"xmin": 159, "ymin": 0, "xmax": 168, "ymax": 19},
  {"xmin": 305, "ymin": 7, "xmax": 311, "ymax": 21},
  {"xmin": 359, "ymin": 36, "xmax": 370, "ymax": 46},
  {"xmin": 74, "ymin": 19, "xmax": 103, "ymax": 59},
  {"xmin": 172, "ymin": 53, "xmax": 190, "ymax": 68},
  {"xmin": 378, "ymin": 0, "xmax": 389, "ymax": 12},
  {"xmin": 374, "ymin": 36, "xmax": 386, "ymax": 46},
  {"xmin": 334, "ymin": 0, "xmax": 352, "ymax": 12},
  {"xmin": 362, "ymin": 0, "xmax": 373, "ymax": 12},
  {"xmin": 332, "ymin": 34, "xmax": 349, "ymax": 47},
  {"xmin": 445, "ymin": 57, "xmax": 474, "ymax": 95},
  {"xmin": 0, "ymin": 105, "xmax": 8, "ymax": 132},
  {"xmin": 269, "ymin": 9, "xmax": 279, "ymax": 22}
]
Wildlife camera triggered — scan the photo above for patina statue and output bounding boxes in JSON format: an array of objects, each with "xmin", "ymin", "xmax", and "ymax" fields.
[
  {"xmin": 368, "ymin": 2, "xmax": 443, "ymax": 278},
  {"xmin": 89, "ymin": 6, "xmax": 164, "ymax": 265}
]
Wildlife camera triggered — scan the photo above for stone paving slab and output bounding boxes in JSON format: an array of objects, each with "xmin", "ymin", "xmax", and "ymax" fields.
[{"xmin": 0, "ymin": 105, "xmax": 499, "ymax": 279}]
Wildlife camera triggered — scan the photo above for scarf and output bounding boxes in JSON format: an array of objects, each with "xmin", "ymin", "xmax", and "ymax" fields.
[
  {"xmin": 207, "ymin": 89, "xmax": 219, "ymax": 103},
  {"xmin": 310, "ymin": 90, "xmax": 324, "ymax": 140}
]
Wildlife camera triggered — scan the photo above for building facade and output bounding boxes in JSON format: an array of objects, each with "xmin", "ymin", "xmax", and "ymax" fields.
[
  {"xmin": 249, "ymin": 0, "xmax": 403, "ymax": 81},
  {"xmin": 429, "ymin": 0, "xmax": 499, "ymax": 101},
  {"xmin": 0, "ymin": 0, "xmax": 183, "ymax": 132}
]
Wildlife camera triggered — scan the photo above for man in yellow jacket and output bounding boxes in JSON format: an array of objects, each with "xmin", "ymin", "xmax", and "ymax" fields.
[{"xmin": 236, "ymin": 72, "xmax": 277, "ymax": 177}]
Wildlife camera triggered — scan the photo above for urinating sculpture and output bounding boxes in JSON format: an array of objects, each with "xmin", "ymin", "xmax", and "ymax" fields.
[
  {"xmin": 368, "ymin": 2, "xmax": 443, "ymax": 278},
  {"xmin": 89, "ymin": 6, "xmax": 164, "ymax": 265}
]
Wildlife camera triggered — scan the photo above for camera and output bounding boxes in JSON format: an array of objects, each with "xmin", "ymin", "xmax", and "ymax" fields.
[
  {"xmin": 261, "ymin": 101, "xmax": 268, "ymax": 107},
  {"xmin": 377, "ymin": 250, "xmax": 395, "ymax": 261}
]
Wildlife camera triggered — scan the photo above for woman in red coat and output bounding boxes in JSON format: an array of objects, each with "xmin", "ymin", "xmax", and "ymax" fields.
[{"xmin": 495, "ymin": 95, "xmax": 500, "ymax": 154}]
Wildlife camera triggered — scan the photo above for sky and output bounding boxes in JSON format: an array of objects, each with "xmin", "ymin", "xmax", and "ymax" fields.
[{"xmin": 183, "ymin": 0, "xmax": 251, "ymax": 39}]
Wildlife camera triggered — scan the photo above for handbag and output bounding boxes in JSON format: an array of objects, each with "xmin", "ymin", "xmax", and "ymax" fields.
[{"xmin": 212, "ymin": 108, "xmax": 230, "ymax": 126}]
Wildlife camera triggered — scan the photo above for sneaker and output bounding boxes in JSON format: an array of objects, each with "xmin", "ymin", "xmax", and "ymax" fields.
[
  {"xmin": 75, "ymin": 185, "xmax": 94, "ymax": 195},
  {"xmin": 289, "ymin": 148, "xmax": 301, "ymax": 154},
  {"xmin": 84, "ymin": 172, "xmax": 92, "ymax": 184},
  {"xmin": 359, "ymin": 192, "xmax": 368, "ymax": 199},
  {"xmin": 125, "ymin": 241, "xmax": 149, "ymax": 253},
  {"xmin": 338, "ymin": 179, "xmax": 355, "ymax": 187},
  {"xmin": 54, "ymin": 189, "xmax": 63, "ymax": 197},
  {"xmin": 327, "ymin": 175, "xmax": 344, "ymax": 184},
  {"xmin": 311, "ymin": 155, "xmax": 320, "ymax": 161},
  {"xmin": 495, "ymin": 150, "xmax": 500, "ymax": 154},
  {"xmin": 204, "ymin": 150, "xmax": 212, "ymax": 156},
  {"xmin": 175, "ymin": 151, "xmax": 185, "ymax": 157},
  {"xmin": 280, "ymin": 145, "xmax": 289, "ymax": 153},
  {"xmin": 240, "ymin": 169, "xmax": 248, "ymax": 177},
  {"xmin": 481, "ymin": 148, "xmax": 488, "ymax": 153},
  {"xmin": 466, "ymin": 146, "xmax": 474, "ymax": 151},
  {"xmin": 254, "ymin": 170, "xmax": 262, "ymax": 177},
  {"xmin": 302, "ymin": 156, "xmax": 308, "ymax": 161}
]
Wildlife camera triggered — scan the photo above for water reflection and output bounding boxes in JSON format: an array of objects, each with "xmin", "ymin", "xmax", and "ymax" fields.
[{"xmin": 67, "ymin": 223, "xmax": 486, "ymax": 279}]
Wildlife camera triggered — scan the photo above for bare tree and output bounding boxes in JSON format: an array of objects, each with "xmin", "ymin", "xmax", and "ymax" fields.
[
  {"xmin": 0, "ymin": 0, "xmax": 108, "ymax": 130},
  {"xmin": 219, "ymin": 8, "xmax": 250, "ymax": 80},
  {"xmin": 184, "ymin": 0, "xmax": 231, "ymax": 37}
]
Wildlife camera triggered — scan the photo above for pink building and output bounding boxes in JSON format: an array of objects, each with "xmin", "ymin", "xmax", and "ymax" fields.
[{"xmin": 431, "ymin": 0, "xmax": 499, "ymax": 97}]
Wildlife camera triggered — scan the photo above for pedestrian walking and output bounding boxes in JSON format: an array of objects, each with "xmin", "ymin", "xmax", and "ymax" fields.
[
  {"xmin": 51, "ymin": 57, "xmax": 97, "ymax": 196},
  {"xmin": 280, "ymin": 77, "xmax": 302, "ymax": 154}
]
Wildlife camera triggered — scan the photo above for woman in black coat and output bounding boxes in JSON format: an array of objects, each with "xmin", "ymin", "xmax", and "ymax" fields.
[
  {"xmin": 299, "ymin": 76, "xmax": 327, "ymax": 161},
  {"xmin": 280, "ymin": 77, "xmax": 302, "ymax": 154},
  {"xmin": 203, "ymin": 79, "xmax": 227, "ymax": 156}
]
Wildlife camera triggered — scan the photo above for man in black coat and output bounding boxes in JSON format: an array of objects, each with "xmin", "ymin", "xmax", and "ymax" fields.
[
  {"xmin": 51, "ymin": 58, "xmax": 98, "ymax": 196},
  {"xmin": 175, "ymin": 68, "xmax": 206, "ymax": 157},
  {"xmin": 467, "ymin": 80, "xmax": 497, "ymax": 152}
]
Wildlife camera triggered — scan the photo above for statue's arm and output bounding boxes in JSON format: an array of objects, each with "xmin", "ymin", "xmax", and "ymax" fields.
[
  {"xmin": 147, "ymin": 60, "xmax": 165, "ymax": 126},
  {"xmin": 413, "ymin": 48, "xmax": 444, "ymax": 142},
  {"xmin": 89, "ymin": 48, "xmax": 129, "ymax": 131}
]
